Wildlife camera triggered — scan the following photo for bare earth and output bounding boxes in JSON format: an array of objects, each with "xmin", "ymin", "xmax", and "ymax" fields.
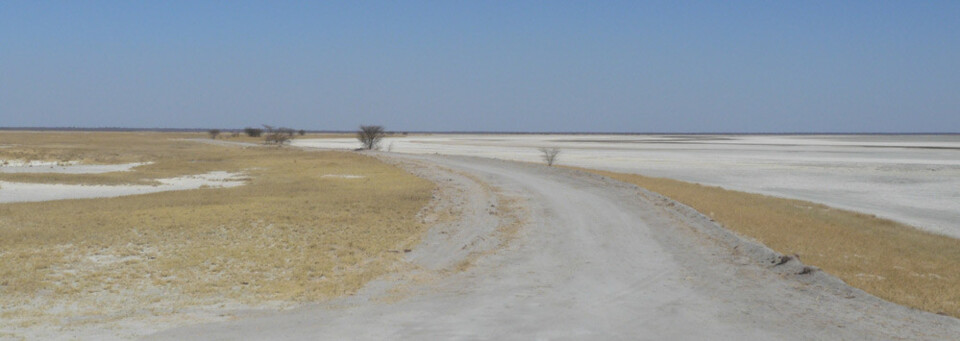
[{"xmin": 146, "ymin": 154, "xmax": 960, "ymax": 340}]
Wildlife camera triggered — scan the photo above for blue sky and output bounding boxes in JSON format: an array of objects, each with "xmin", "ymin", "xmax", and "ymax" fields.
[{"xmin": 1, "ymin": 1, "xmax": 958, "ymax": 132}]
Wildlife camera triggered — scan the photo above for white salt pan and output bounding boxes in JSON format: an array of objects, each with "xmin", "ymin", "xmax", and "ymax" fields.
[
  {"xmin": 0, "ymin": 171, "xmax": 247, "ymax": 203},
  {"xmin": 0, "ymin": 160, "xmax": 152, "ymax": 174}
]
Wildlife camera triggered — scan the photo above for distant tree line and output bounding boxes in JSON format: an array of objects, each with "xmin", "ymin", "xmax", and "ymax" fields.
[
  {"xmin": 202, "ymin": 124, "xmax": 399, "ymax": 150},
  {"xmin": 201, "ymin": 125, "xmax": 301, "ymax": 146}
]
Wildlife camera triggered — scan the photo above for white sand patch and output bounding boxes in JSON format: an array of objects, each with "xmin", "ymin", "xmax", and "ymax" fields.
[
  {"xmin": 0, "ymin": 160, "xmax": 152, "ymax": 174},
  {"xmin": 321, "ymin": 174, "xmax": 365, "ymax": 179},
  {"xmin": 86, "ymin": 254, "xmax": 143, "ymax": 266},
  {"xmin": 0, "ymin": 159, "xmax": 79, "ymax": 167},
  {"xmin": 0, "ymin": 171, "xmax": 247, "ymax": 203}
]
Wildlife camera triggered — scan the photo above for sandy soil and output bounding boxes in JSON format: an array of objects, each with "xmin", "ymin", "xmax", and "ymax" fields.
[
  {"xmin": 145, "ymin": 154, "xmax": 960, "ymax": 340},
  {"xmin": 0, "ymin": 171, "xmax": 246, "ymax": 203},
  {"xmin": 293, "ymin": 134, "xmax": 960, "ymax": 238}
]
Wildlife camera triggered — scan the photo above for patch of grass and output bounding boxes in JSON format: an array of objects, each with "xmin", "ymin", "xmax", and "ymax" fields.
[
  {"xmin": 578, "ymin": 168, "xmax": 960, "ymax": 318},
  {"xmin": 0, "ymin": 132, "xmax": 219, "ymax": 185},
  {"xmin": 0, "ymin": 132, "xmax": 434, "ymax": 325},
  {"xmin": 0, "ymin": 131, "xmax": 195, "ymax": 163}
]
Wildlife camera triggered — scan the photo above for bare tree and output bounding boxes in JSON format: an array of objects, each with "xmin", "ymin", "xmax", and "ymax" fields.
[
  {"xmin": 539, "ymin": 147, "xmax": 561, "ymax": 166},
  {"xmin": 208, "ymin": 129, "xmax": 221, "ymax": 139},
  {"xmin": 357, "ymin": 125, "xmax": 385, "ymax": 150}
]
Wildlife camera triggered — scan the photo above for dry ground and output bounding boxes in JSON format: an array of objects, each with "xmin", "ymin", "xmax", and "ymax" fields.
[
  {"xmin": 146, "ymin": 154, "xmax": 960, "ymax": 340},
  {"xmin": 0, "ymin": 132, "xmax": 434, "ymax": 330},
  {"xmin": 579, "ymin": 167, "xmax": 960, "ymax": 318},
  {"xmin": 0, "ymin": 131, "xmax": 354, "ymax": 185}
]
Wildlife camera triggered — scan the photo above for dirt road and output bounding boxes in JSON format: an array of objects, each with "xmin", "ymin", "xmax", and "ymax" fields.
[{"xmin": 146, "ymin": 154, "xmax": 960, "ymax": 340}]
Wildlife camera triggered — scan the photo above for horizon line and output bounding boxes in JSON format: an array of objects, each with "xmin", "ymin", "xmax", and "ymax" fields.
[{"xmin": 0, "ymin": 127, "xmax": 958, "ymax": 136}]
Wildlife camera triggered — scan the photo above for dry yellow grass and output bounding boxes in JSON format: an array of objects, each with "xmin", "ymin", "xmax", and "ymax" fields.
[
  {"xmin": 0, "ymin": 131, "xmax": 360, "ymax": 186},
  {"xmin": 0, "ymin": 131, "xmax": 214, "ymax": 185},
  {"xmin": 577, "ymin": 168, "xmax": 960, "ymax": 318},
  {"xmin": 0, "ymin": 132, "xmax": 434, "ymax": 325}
]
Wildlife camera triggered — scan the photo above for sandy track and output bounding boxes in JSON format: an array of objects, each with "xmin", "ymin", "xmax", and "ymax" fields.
[{"xmin": 146, "ymin": 154, "xmax": 959, "ymax": 340}]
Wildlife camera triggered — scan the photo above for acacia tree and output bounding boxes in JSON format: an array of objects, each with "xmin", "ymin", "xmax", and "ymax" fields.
[
  {"xmin": 208, "ymin": 129, "xmax": 221, "ymax": 139},
  {"xmin": 357, "ymin": 125, "xmax": 385, "ymax": 150},
  {"xmin": 264, "ymin": 125, "xmax": 295, "ymax": 145},
  {"xmin": 244, "ymin": 127, "xmax": 263, "ymax": 137},
  {"xmin": 539, "ymin": 147, "xmax": 561, "ymax": 166}
]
